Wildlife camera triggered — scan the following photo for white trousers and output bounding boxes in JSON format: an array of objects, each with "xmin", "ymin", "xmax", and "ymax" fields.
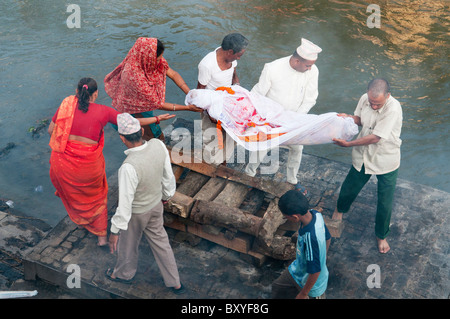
[{"xmin": 244, "ymin": 145, "xmax": 303, "ymax": 185}]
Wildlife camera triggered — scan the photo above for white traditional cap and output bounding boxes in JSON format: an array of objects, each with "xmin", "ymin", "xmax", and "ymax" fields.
[
  {"xmin": 117, "ymin": 113, "xmax": 141, "ymax": 135},
  {"xmin": 296, "ymin": 38, "xmax": 322, "ymax": 61}
]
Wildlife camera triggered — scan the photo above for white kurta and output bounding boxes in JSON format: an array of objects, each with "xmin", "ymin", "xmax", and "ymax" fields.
[
  {"xmin": 245, "ymin": 56, "xmax": 319, "ymax": 184},
  {"xmin": 251, "ymin": 56, "xmax": 319, "ymax": 114}
]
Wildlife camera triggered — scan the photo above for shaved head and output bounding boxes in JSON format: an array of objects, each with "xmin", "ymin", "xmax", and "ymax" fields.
[{"xmin": 368, "ymin": 78, "xmax": 390, "ymax": 97}]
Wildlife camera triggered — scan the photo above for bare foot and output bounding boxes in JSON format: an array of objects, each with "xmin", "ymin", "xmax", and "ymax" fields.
[
  {"xmin": 332, "ymin": 208, "xmax": 343, "ymax": 221},
  {"xmin": 377, "ymin": 237, "xmax": 390, "ymax": 254},
  {"xmin": 97, "ymin": 236, "xmax": 107, "ymax": 246}
]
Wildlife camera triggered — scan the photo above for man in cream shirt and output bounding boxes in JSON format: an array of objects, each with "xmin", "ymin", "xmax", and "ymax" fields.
[
  {"xmin": 106, "ymin": 113, "xmax": 185, "ymax": 294},
  {"xmin": 244, "ymin": 38, "xmax": 322, "ymax": 188},
  {"xmin": 332, "ymin": 78, "xmax": 403, "ymax": 254}
]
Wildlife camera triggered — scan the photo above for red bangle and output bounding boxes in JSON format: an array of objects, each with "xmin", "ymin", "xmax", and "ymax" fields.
[{"xmin": 155, "ymin": 116, "xmax": 160, "ymax": 124}]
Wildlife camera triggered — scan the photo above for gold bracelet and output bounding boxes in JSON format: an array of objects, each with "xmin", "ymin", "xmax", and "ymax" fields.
[{"xmin": 173, "ymin": 104, "xmax": 176, "ymax": 111}]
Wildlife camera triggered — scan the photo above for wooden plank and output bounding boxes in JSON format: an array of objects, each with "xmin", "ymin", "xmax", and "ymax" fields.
[
  {"xmin": 193, "ymin": 178, "xmax": 227, "ymax": 202},
  {"xmin": 163, "ymin": 212, "xmax": 187, "ymax": 232},
  {"xmin": 215, "ymin": 165, "xmax": 293, "ymax": 198},
  {"xmin": 278, "ymin": 219, "xmax": 301, "ymax": 232},
  {"xmin": 168, "ymin": 147, "xmax": 217, "ymax": 177},
  {"xmin": 171, "ymin": 164, "xmax": 185, "ymax": 182},
  {"xmin": 239, "ymin": 188, "xmax": 266, "ymax": 216},
  {"xmin": 213, "ymin": 181, "xmax": 250, "ymax": 208},
  {"xmin": 191, "ymin": 200, "xmax": 262, "ymax": 236},
  {"xmin": 167, "ymin": 146, "xmax": 294, "ymax": 197},
  {"xmin": 252, "ymin": 235, "xmax": 296, "ymax": 261},
  {"xmin": 240, "ymin": 250, "xmax": 267, "ymax": 268},
  {"xmin": 187, "ymin": 223, "xmax": 252, "ymax": 254},
  {"xmin": 175, "ymin": 170, "xmax": 210, "ymax": 197},
  {"xmin": 257, "ymin": 198, "xmax": 285, "ymax": 247},
  {"xmin": 164, "ymin": 191, "xmax": 195, "ymax": 218}
]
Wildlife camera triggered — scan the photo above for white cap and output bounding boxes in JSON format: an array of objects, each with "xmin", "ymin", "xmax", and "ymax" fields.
[
  {"xmin": 296, "ymin": 38, "xmax": 322, "ymax": 61},
  {"xmin": 117, "ymin": 113, "xmax": 141, "ymax": 135}
]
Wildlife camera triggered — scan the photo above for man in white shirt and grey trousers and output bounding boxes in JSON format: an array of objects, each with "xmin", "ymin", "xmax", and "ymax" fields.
[{"xmin": 106, "ymin": 113, "xmax": 185, "ymax": 294}]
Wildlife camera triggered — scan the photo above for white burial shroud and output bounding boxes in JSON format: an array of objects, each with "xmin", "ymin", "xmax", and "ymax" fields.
[{"xmin": 185, "ymin": 86, "xmax": 359, "ymax": 152}]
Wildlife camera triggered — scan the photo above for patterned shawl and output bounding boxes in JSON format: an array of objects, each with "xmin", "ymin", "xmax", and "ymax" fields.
[{"xmin": 104, "ymin": 37, "xmax": 169, "ymax": 113}]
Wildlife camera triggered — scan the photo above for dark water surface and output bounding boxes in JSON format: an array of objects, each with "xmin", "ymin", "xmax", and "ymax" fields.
[{"xmin": 0, "ymin": 0, "xmax": 448, "ymax": 226}]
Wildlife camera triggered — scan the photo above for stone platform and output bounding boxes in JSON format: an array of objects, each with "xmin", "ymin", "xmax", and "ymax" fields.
[
  {"xmin": 18, "ymin": 147, "xmax": 449, "ymax": 299},
  {"xmin": 2, "ymin": 119, "xmax": 448, "ymax": 299}
]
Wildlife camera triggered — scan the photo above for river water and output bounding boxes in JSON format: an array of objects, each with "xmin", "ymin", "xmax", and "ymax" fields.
[{"xmin": 0, "ymin": 0, "xmax": 448, "ymax": 226}]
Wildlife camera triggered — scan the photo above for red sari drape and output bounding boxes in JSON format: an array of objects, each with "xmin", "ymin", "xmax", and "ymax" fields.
[
  {"xmin": 104, "ymin": 37, "xmax": 169, "ymax": 113},
  {"xmin": 49, "ymin": 96, "xmax": 108, "ymax": 237}
]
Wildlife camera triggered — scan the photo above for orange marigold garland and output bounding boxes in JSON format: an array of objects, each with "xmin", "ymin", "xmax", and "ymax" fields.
[{"xmin": 215, "ymin": 87, "xmax": 235, "ymax": 94}]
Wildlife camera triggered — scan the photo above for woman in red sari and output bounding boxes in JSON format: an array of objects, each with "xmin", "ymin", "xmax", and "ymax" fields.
[
  {"xmin": 48, "ymin": 77, "xmax": 174, "ymax": 246},
  {"xmin": 104, "ymin": 37, "xmax": 202, "ymax": 140}
]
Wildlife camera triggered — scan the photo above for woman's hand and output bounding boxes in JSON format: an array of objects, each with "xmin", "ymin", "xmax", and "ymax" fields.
[
  {"xmin": 156, "ymin": 113, "xmax": 176, "ymax": 121},
  {"xmin": 187, "ymin": 104, "xmax": 203, "ymax": 112}
]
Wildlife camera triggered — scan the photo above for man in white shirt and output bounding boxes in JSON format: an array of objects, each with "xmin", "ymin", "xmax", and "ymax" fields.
[
  {"xmin": 332, "ymin": 78, "xmax": 403, "ymax": 254},
  {"xmin": 106, "ymin": 113, "xmax": 184, "ymax": 294},
  {"xmin": 244, "ymin": 38, "xmax": 322, "ymax": 189},
  {"xmin": 197, "ymin": 33, "xmax": 249, "ymax": 165}
]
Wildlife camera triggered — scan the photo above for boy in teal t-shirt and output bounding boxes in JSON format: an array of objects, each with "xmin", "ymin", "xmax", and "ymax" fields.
[{"xmin": 272, "ymin": 190, "xmax": 331, "ymax": 299}]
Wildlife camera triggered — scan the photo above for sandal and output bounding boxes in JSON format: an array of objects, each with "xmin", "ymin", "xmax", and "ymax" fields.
[{"xmin": 104, "ymin": 268, "xmax": 133, "ymax": 284}]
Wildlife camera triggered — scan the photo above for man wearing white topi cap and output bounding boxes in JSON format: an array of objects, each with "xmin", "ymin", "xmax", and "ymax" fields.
[
  {"xmin": 244, "ymin": 38, "xmax": 322, "ymax": 192},
  {"xmin": 106, "ymin": 113, "xmax": 185, "ymax": 294}
]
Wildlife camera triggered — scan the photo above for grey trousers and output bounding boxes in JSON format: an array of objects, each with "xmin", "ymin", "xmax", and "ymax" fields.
[{"xmin": 112, "ymin": 201, "xmax": 180, "ymax": 288}]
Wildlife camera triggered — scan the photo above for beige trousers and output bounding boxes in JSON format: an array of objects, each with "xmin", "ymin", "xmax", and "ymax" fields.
[{"xmin": 112, "ymin": 201, "xmax": 180, "ymax": 288}]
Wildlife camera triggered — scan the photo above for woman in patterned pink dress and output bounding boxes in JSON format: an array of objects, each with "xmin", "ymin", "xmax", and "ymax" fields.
[{"xmin": 104, "ymin": 37, "xmax": 201, "ymax": 140}]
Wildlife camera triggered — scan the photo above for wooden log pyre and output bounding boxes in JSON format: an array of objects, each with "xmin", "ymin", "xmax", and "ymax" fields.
[{"xmin": 190, "ymin": 200, "xmax": 262, "ymax": 236}]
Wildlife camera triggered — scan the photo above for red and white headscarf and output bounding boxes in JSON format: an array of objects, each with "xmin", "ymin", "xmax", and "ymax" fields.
[{"xmin": 104, "ymin": 37, "xmax": 169, "ymax": 113}]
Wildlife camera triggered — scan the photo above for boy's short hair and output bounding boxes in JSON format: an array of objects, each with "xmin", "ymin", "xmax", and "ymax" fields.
[{"xmin": 278, "ymin": 190, "xmax": 309, "ymax": 216}]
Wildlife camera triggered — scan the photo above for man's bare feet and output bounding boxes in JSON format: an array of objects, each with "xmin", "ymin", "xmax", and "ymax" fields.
[
  {"xmin": 377, "ymin": 237, "xmax": 390, "ymax": 254},
  {"xmin": 332, "ymin": 208, "xmax": 343, "ymax": 221}
]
